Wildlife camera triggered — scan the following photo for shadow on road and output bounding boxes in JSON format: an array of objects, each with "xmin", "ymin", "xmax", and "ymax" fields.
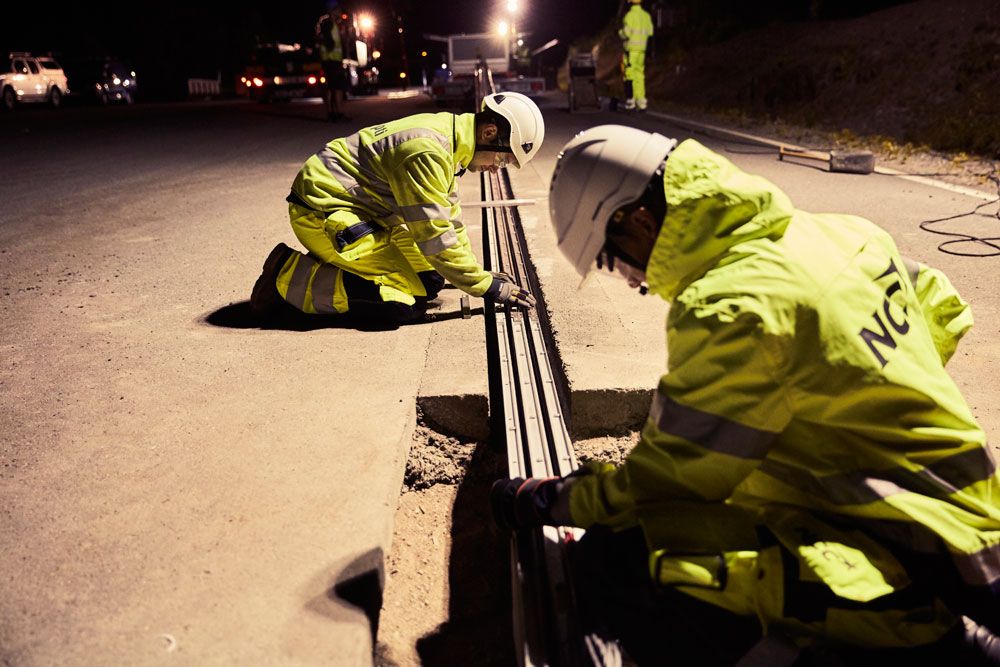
[
  {"xmin": 414, "ymin": 441, "xmax": 514, "ymax": 666},
  {"xmin": 202, "ymin": 301, "xmax": 482, "ymax": 332}
]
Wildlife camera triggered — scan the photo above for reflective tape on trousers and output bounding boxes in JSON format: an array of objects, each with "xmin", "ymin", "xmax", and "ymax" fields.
[
  {"xmin": 649, "ymin": 392, "xmax": 776, "ymax": 460},
  {"xmin": 311, "ymin": 263, "xmax": 340, "ymax": 314},
  {"xmin": 286, "ymin": 253, "xmax": 317, "ymax": 310},
  {"xmin": 417, "ymin": 228, "xmax": 459, "ymax": 256}
]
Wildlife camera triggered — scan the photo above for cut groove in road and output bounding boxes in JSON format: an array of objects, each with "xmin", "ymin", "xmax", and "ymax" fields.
[
  {"xmin": 377, "ymin": 421, "xmax": 642, "ymax": 665},
  {"xmin": 377, "ymin": 421, "xmax": 512, "ymax": 667}
]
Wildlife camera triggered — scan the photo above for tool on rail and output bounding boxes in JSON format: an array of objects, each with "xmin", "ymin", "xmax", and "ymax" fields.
[{"xmin": 474, "ymin": 64, "xmax": 610, "ymax": 666}]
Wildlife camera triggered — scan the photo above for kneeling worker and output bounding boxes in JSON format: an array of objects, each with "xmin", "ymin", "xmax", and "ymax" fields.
[
  {"xmin": 493, "ymin": 125, "xmax": 1000, "ymax": 664},
  {"xmin": 250, "ymin": 92, "xmax": 542, "ymax": 325}
]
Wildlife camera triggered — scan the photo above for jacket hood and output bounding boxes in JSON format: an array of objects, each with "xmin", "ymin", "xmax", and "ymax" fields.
[{"xmin": 645, "ymin": 139, "xmax": 794, "ymax": 299}]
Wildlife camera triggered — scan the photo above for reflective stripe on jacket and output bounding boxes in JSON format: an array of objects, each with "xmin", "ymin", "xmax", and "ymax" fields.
[
  {"xmin": 568, "ymin": 139, "xmax": 998, "ymax": 629},
  {"xmin": 619, "ymin": 5, "xmax": 653, "ymax": 52},
  {"xmin": 289, "ymin": 112, "xmax": 492, "ymax": 298}
]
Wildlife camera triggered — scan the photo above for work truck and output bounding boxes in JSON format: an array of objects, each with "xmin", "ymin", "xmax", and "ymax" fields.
[{"xmin": 430, "ymin": 33, "xmax": 544, "ymax": 107}]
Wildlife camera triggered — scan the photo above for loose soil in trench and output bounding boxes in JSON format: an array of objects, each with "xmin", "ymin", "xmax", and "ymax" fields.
[{"xmin": 376, "ymin": 425, "xmax": 640, "ymax": 665}]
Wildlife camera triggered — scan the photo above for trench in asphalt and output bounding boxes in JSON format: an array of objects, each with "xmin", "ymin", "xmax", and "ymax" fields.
[{"xmin": 375, "ymin": 398, "xmax": 642, "ymax": 665}]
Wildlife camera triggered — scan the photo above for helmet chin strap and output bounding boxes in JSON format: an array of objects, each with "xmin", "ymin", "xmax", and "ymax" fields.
[{"xmin": 475, "ymin": 144, "xmax": 515, "ymax": 154}]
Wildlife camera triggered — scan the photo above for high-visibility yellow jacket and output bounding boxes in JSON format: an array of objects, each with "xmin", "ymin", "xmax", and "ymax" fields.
[
  {"xmin": 619, "ymin": 5, "xmax": 653, "ymax": 52},
  {"xmin": 319, "ymin": 20, "xmax": 343, "ymax": 62},
  {"xmin": 287, "ymin": 112, "xmax": 493, "ymax": 299},
  {"xmin": 568, "ymin": 139, "xmax": 999, "ymax": 643}
]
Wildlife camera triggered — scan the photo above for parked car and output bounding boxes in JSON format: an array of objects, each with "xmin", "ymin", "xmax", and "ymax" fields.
[
  {"xmin": 62, "ymin": 58, "xmax": 137, "ymax": 105},
  {"xmin": 1, "ymin": 52, "xmax": 70, "ymax": 110}
]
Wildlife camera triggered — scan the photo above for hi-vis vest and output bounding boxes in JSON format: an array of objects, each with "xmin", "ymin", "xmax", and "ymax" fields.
[
  {"xmin": 286, "ymin": 112, "xmax": 492, "ymax": 306},
  {"xmin": 320, "ymin": 19, "xmax": 343, "ymax": 62},
  {"xmin": 568, "ymin": 139, "xmax": 999, "ymax": 646},
  {"xmin": 619, "ymin": 5, "xmax": 653, "ymax": 52}
]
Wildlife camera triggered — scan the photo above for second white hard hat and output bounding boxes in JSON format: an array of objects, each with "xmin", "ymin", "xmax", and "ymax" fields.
[
  {"xmin": 482, "ymin": 92, "xmax": 545, "ymax": 168},
  {"xmin": 549, "ymin": 125, "xmax": 677, "ymax": 277}
]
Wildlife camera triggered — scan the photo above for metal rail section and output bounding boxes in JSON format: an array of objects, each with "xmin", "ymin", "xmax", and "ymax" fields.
[
  {"xmin": 481, "ymin": 168, "xmax": 586, "ymax": 666},
  {"xmin": 471, "ymin": 61, "xmax": 599, "ymax": 666}
]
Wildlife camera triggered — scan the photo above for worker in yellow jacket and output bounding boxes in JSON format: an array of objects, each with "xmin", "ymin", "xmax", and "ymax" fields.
[
  {"xmin": 619, "ymin": 0, "xmax": 653, "ymax": 111},
  {"xmin": 316, "ymin": 7, "xmax": 348, "ymax": 122},
  {"xmin": 250, "ymin": 92, "xmax": 543, "ymax": 326},
  {"xmin": 493, "ymin": 125, "xmax": 1000, "ymax": 664}
]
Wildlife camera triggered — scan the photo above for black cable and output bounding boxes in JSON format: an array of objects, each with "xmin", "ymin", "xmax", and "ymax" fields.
[
  {"xmin": 917, "ymin": 171, "xmax": 1000, "ymax": 257},
  {"xmin": 678, "ymin": 123, "xmax": 1000, "ymax": 257}
]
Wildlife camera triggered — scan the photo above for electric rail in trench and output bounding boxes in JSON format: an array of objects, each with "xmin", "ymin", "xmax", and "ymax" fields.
[{"xmin": 480, "ymin": 165, "xmax": 596, "ymax": 666}]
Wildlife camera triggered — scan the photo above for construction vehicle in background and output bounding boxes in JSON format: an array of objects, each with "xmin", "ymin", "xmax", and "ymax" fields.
[
  {"xmin": 237, "ymin": 9, "xmax": 378, "ymax": 102},
  {"xmin": 428, "ymin": 33, "xmax": 545, "ymax": 108}
]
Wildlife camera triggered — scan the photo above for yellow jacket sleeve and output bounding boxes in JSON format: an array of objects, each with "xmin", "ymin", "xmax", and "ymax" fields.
[
  {"xmin": 387, "ymin": 152, "xmax": 493, "ymax": 296},
  {"xmin": 913, "ymin": 263, "xmax": 973, "ymax": 365},
  {"xmin": 569, "ymin": 307, "xmax": 793, "ymax": 533}
]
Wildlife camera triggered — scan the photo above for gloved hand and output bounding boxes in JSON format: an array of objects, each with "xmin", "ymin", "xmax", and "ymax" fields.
[
  {"xmin": 490, "ymin": 466, "xmax": 595, "ymax": 530},
  {"xmin": 485, "ymin": 271, "xmax": 536, "ymax": 309},
  {"xmin": 491, "ymin": 477, "xmax": 562, "ymax": 531}
]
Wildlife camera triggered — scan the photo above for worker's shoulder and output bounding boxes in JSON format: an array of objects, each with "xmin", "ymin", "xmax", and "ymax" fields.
[
  {"xmin": 676, "ymin": 246, "xmax": 808, "ymax": 335},
  {"xmin": 365, "ymin": 112, "xmax": 456, "ymax": 142}
]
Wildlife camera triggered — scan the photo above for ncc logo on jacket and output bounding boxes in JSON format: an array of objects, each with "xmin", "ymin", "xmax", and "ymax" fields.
[{"xmin": 859, "ymin": 260, "xmax": 910, "ymax": 367}]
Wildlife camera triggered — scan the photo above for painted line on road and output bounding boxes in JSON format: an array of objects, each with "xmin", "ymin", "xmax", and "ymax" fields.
[{"xmin": 647, "ymin": 111, "xmax": 997, "ymax": 203}]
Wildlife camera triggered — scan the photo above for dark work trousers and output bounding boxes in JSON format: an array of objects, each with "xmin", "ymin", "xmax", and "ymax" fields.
[
  {"xmin": 571, "ymin": 525, "xmax": 1000, "ymax": 666},
  {"xmin": 570, "ymin": 525, "xmax": 762, "ymax": 666},
  {"xmin": 343, "ymin": 269, "xmax": 445, "ymax": 325}
]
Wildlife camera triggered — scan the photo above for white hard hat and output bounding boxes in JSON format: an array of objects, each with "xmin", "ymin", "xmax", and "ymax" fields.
[
  {"xmin": 482, "ymin": 92, "xmax": 544, "ymax": 168},
  {"xmin": 549, "ymin": 125, "xmax": 677, "ymax": 277}
]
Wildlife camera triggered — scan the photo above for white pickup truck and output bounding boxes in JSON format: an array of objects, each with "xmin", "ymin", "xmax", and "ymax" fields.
[
  {"xmin": 2, "ymin": 52, "xmax": 70, "ymax": 111},
  {"xmin": 430, "ymin": 33, "xmax": 544, "ymax": 107}
]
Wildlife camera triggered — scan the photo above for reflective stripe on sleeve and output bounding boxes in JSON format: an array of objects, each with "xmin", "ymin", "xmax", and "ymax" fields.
[
  {"xmin": 759, "ymin": 446, "xmax": 997, "ymax": 506},
  {"xmin": 954, "ymin": 544, "xmax": 1000, "ymax": 587},
  {"xmin": 649, "ymin": 392, "xmax": 776, "ymax": 460},
  {"xmin": 417, "ymin": 228, "xmax": 459, "ymax": 255},
  {"xmin": 400, "ymin": 202, "xmax": 452, "ymax": 223},
  {"xmin": 316, "ymin": 146, "xmax": 362, "ymax": 192},
  {"xmin": 855, "ymin": 517, "xmax": 1000, "ymax": 589}
]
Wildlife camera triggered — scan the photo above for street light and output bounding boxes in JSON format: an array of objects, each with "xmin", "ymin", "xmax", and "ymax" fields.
[
  {"xmin": 506, "ymin": 0, "xmax": 518, "ymax": 12},
  {"xmin": 497, "ymin": 19, "xmax": 509, "ymax": 36},
  {"xmin": 358, "ymin": 13, "xmax": 375, "ymax": 33}
]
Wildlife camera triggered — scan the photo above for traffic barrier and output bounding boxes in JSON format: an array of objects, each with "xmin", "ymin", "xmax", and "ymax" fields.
[{"xmin": 187, "ymin": 74, "xmax": 221, "ymax": 98}]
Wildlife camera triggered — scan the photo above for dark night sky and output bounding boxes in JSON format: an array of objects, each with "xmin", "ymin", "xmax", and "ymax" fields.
[
  {"xmin": 0, "ymin": 0, "xmax": 619, "ymax": 97},
  {"xmin": 1, "ymin": 1, "xmax": 911, "ymax": 98}
]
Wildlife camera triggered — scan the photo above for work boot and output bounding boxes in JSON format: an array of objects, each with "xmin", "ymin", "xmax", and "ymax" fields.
[{"xmin": 250, "ymin": 243, "xmax": 296, "ymax": 320}]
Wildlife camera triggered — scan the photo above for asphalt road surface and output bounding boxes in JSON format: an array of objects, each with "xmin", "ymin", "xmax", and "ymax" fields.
[{"xmin": 2, "ymin": 91, "xmax": 998, "ymax": 664}]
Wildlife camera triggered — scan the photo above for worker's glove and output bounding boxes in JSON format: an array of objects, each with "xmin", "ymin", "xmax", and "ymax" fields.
[
  {"xmin": 491, "ymin": 467, "xmax": 593, "ymax": 531},
  {"xmin": 485, "ymin": 271, "xmax": 536, "ymax": 309},
  {"xmin": 491, "ymin": 477, "xmax": 562, "ymax": 531}
]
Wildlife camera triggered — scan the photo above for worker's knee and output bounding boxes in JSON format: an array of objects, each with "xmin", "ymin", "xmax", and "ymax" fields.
[
  {"xmin": 342, "ymin": 270, "xmax": 426, "ymax": 326},
  {"xmin": 417, "ymin": 270, "xmax": 446, "ymax": 300}
]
